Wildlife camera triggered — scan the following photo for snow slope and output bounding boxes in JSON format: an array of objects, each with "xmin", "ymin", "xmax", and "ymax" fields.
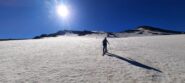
[{"xmin": 0, "ymin": 35, "xmax": 185, "ymax": 83}]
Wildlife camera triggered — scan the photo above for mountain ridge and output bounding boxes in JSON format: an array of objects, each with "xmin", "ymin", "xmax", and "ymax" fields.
[{"xmin": 33, "ymin": 26, "xmax": 185, "ymax": 39}]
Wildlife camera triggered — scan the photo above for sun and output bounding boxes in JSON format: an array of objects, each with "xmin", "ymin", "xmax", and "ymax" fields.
[{"xmin": 56, "ymin": 4, "xmax": 69, "ymax": 18}]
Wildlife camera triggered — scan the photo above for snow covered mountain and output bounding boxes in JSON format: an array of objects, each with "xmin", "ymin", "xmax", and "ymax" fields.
[
  {"xmin": 115, "ymin": 26, "xmax": 185, "ymax": 37},
  {"xmin": 33, "ymin": 30, "xmax": 107, "ymax": 39},
  {"xmin": 33, "ymin": 26, "xmax": 184, "ymax": 39}
]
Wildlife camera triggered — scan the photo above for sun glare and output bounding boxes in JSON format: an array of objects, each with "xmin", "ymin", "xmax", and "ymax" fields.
[{"xmin": 56, "ymin": 4, "xmax": 69, "ymax": 18}]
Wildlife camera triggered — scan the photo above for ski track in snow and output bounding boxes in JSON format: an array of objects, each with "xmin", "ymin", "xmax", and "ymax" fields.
[{"xmin": 0, "ymin": 35, "xmax": 185, "ymax": 83}]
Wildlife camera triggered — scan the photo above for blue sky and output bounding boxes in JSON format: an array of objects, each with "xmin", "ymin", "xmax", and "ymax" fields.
[{"xmin": 0, "ymin": 0, "xmax": 185, "ymax": 38}]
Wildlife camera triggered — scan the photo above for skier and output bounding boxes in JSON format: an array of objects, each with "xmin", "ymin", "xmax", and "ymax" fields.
[{"xmin": 102, "ymin": 37, "xmax": 109, "ymax": 56}]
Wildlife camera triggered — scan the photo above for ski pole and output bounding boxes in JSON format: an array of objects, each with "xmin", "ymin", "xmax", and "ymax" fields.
[{"xmin": 109, "ymin": 45, "xmax": 111, "ymax": 50}]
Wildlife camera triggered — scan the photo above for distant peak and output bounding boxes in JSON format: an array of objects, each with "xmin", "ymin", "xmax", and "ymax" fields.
[
  {"xmin": 136, "ymin": 26, "xmax": 183, "ymax": 34},
  {"xmin": 136, "ymin": 26, "xmax": 161, "ymax": 30}
]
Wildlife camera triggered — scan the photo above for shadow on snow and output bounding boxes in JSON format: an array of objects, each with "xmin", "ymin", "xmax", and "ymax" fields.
[{"xmin": 106, "ymin": 53, "xmax": 162, "ymax": 73}]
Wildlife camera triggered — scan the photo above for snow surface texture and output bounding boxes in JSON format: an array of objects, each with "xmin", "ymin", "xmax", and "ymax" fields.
[{"xmin": 0, "ymin": 35, "xmax": 185, "ymax": 83}]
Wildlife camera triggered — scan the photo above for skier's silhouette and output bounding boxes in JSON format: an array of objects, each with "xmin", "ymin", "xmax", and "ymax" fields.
[{"xmin": 102, "ymin": 37, "xmax": 109, "ymax": 56}]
